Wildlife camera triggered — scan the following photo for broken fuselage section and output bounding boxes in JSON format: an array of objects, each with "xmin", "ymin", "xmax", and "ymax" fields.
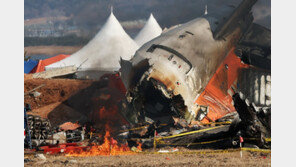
[{"xmin": 120, "ymin": 0, "xmax": 260, "ymax": 125}]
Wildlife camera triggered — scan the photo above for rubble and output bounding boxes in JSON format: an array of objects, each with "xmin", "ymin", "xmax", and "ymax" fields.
[
  {"xmin": 232, "ymin": 93, "xmax": 271, "ymax": 148},
  {"xmin": 65, "ymin": 129, "xmax": 83, "ymax": 143},
  {"xmin": 26, "ymin": 115, "xmax": 52, "ymax": 145},
  {"xmin": 24, "ymin": 0, "xmax": 271, "ymax": 160},
  {"xmin": 32, "ymin": 91, "xmax": 41, "ymax": 97},
  {"xmin": 122, "ymin": 92, "xmax": 269, "ymax": 149},
  {"xmin": 35, "ymin": 154, "xmax": 46, "ymax": 161},
  {"xmin": 32, "ymin": 66, "xmax": 77, "ymax": 79},
  {"xmin": 113, "ymin": 0, "xmax": 271, "ymax": 150},
  {"xmin": 158, "ymin": 148, "xmax": 179, "ymax": 153},
  {"xmin": 119, "ymin": 0, "xmax": 267, "ymax": 127},
  {"xmin": 24, "ymin": 158, "xmax": 32, "ymax": 163},
  {"xmin": 52, "ymin": 131, "xmax": 67, "ymax": 144}
]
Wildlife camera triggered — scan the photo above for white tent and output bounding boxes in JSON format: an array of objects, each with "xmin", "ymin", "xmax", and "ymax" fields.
[
  {"xmin": 134, "ymin": 14, "xmax": 162, "ymax": 47},
  {"xmin": 46, "ymin": 12, "xmax": 139, "ymax": 71}
]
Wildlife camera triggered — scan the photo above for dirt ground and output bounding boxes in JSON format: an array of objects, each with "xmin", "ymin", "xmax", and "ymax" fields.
[
  {"xmin": 24, "ymin": 150, "xmax": 271, "ymax": 167},
  {"xmin": 24, "ymin": 77, "xmax": 93, "ymax": 110},
  {"xmin": 24, "ymin": 77, "xmax": 96, "ymax": 126},
  {"xmin": 24, "ymin": 76, "xmax": 126, "ymax": 127},
  {"xmin": 24, "ymin": 46, "xmax": 82, "ymax": 56}
]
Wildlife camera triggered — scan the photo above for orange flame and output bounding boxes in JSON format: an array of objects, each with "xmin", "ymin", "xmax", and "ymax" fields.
[
  {"xmin": 66, "ymin": 131, "xmax": 142, "ymax": 156},
  {"xmin": 137, "ymin": 142, "xmax": 142, "ymax": 151}
]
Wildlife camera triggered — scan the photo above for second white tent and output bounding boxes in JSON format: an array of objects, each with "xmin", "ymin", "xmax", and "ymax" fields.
[{"xmin": 134, "ymin": 14, "xmax": 162, "ymax": 47}]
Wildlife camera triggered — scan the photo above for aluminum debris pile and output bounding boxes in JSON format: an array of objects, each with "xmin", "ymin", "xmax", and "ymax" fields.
[
  {"xmin": 116, "ymin": 0, "xmax": 271, "ymax": 150},
  {"xmin": 24, "ymin": 0, "xmax": 271, "ymax": 154},
  {"xmin": 117, "ymin": 92, "xmax": 270, "ymax": 149},
  {"xmin": 25, "ymin": 114, "xmax": 86, "ymax": 148},
  {"xmin": 232, "ymin": 93, "xmax": 271, "ymax": 148},
  {"xmin": 25, "ymin": 115, "xmax": 52, "ymax": 148}
]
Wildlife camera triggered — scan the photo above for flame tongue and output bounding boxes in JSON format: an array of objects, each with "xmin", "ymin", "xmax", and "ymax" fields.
[
  {"xmin": 137, "ymin": 142, "xmax": 143, "ymax": 151},
  {"xmin": 67, "ymin": 131, "xmax": 140, "ymax": 156}
]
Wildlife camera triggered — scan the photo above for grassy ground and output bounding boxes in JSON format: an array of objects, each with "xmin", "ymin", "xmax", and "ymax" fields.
[{"xmin": 24, "ymin": 150, "xmax": 271, "ymax": 167}]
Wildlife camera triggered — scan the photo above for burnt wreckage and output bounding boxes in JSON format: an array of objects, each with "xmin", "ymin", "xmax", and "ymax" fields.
[{"xmin": 118, "ymin": 0, "xmax": 270, "ymax": 149}]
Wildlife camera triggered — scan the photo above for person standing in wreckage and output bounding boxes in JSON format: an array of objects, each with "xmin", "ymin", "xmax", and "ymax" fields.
[{"xmin": 119, "ymin": 0, "xmax": 269, "ymax": 126}]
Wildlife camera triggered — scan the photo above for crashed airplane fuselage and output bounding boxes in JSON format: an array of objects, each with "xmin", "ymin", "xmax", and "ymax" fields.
[{"xmin": 120, "ymin": 0, "xmax": 265, "ymax": 125}]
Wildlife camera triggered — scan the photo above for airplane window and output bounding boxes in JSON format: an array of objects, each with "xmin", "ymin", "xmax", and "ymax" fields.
[{"xmin": 146, "ymin": 44, "xmax": 192, "ymax": 74}]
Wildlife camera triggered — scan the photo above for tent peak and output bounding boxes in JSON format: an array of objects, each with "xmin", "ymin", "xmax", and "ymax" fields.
[
  {"xmin": 149, "ymin": 13, "xmax": 157, "ymax": 21},
  {"xmin": 107, "ymin": 11, "xmax": 118, "ymax": 23},
  {"xmin": 204, "ymin": 4, "xmax": 208, "ymax": 15},
  {"xmin": 110, "ymin": 6, "xmax": 113, "ymax": 14},
  {"xmin": 134, "ymin": 13, "xmax": 162, "ymax": 46}
]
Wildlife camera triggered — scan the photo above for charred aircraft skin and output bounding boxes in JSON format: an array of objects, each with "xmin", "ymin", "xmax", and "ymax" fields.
[{"xmin": 120, "ymin": 0, "xmax": 262, "ymax": 125}]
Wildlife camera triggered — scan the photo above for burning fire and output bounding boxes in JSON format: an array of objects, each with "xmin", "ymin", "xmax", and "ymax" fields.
[
  {"xmin": 137, "ymin": 142, "xmax": 142, "ymax": 151},
  {"xmin": 66, "ymin": 131, "xmax": 142, "ymax": 156},
  {"xmin": 90, "ymin": 106, "xmax": 129, "ymax": 129}
]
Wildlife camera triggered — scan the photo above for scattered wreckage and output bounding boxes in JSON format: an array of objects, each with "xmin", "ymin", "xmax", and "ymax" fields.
[
  {"xmin": 24, "ymin": 0, "xmax": 271, "ymax": 153},
  {"xmin": 117, "ymin": 92, "xmax": 270, "ymax": 149},
  {"xmin": 118, "ymin": 0, "xmax": 270, "ymax": 149},
  {"xmin": 24, "ymin": 114, "xmax": 86, "ymax": 148}
]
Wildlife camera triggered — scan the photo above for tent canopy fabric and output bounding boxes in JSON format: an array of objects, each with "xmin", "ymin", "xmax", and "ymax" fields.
[
  {"xmin": 134, "ymin": 14, "xmax": 162, "ymax": 47},
  {"xmin": 46, "ymin": 12, "xmax": 139, "ymax": 71},
  {"xmin": 24, "ymin": 59, "xmax": 39, "ymax": 74},
  {"xmin": 31, "ymin": 54, "xmax": 70, "ymax": 73}
]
